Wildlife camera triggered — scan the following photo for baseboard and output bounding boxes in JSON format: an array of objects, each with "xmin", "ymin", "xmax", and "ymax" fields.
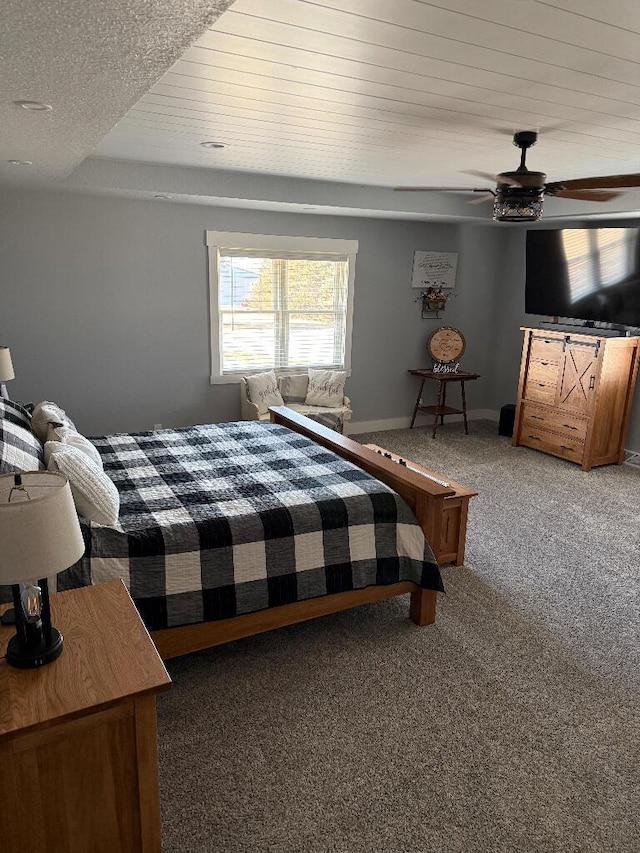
[{"xmin": 347, "ymin": 408, "xmax": 499, "ymax": 435}]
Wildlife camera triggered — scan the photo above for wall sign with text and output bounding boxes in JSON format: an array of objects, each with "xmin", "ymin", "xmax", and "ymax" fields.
[{"xmin": 411, "ymin": 250, "xmax": 458, "ymax": 290}]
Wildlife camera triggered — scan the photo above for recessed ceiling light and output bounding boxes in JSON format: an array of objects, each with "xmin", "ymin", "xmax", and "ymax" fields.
[
  {"xmin": 7, "ymin": 160, "xmax": 33, "ymax": 166},
  {"xmin": 14, "ymin": 100, "xmax": 53, "ymax": 111},
  {"xmin": 200, "ymin": 141, "xmax": 225, "ymax": 149}
]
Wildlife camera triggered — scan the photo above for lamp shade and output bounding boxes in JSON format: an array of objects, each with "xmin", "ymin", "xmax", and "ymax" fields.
[
  {"xmin": 0, "ymin": 472, "xmax": 85, "ymax": 585},
  {"xmin": 0, "ymin": 347, "xmax": 14, "ymax": 382}
]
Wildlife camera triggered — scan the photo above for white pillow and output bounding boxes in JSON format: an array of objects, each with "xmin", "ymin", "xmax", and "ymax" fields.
[
  {"xmin": 47, "ymin": 444, "xmax": 119, "ymax": 526},
  {"xmin": 305, "ymin": 369, "xmax": 347, "ymax": 408},
  {"xmin": 44, "ymin": 425, "xmax": 104, "ymax": 469},
  {"xmin": 245, "ymin": 370, "xmax": 284, "ymax": 416},
  {"xmin": 31, "ymin": 401, "xmax": 77, "ymax": 442}
]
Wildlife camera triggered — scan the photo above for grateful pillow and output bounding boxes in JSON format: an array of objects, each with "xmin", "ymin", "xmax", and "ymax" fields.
[
  {"xmin": 31, "ymin": 401, "xmax": 77, "ymax": 442},
  {"xmin": 47, "ymin": 444, "xmax": 119, "ymax": 526},
  {"xmin": 245, "ymin": 370, "xmax": 284, "ymax": 416},
  {"xmin": 45, "ymin": 425, "xmax": 104, "ymax": 469},
  {"xmin": 304, "ymin": 369, "xmax": 347, "ymax": 408},
  {"xmin": 278, "ymin": 374, "xmax": 309, "ymax": 404}
]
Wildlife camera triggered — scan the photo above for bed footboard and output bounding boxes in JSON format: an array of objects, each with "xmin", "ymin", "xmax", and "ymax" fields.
[{"xmin": 269, "ymin": 406, "xmax": 474, "ymax": 564}]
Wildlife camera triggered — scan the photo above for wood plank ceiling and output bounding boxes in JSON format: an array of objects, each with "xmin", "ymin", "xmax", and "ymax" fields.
[{"xmin": 93, "ymin": 0, "xmax": 640, "ymax": 196}]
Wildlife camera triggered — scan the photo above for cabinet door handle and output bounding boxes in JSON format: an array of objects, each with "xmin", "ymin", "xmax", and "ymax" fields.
[
  {"xmin": 540, "ymin": 361, "xmax": 549, "ymax": 366},
  {"xmin": 527, "ymin": 434, "xmax": 540, "ymax": 441},
  {"xmin": 560, "ymin": 445, "xmax": 572, "ymax": 451},
  {"xmin": 538, "ymin": 382, "xmax": 546, "ymax": 387},
  {"xmin": 589, "ymin": 376, "xmax": 595, "ymax": 390},
  {"xmin": 531, "ymin": 415, "xmax": 544, "ymax": 420},
  {"xmin": 562, "ymin": 424, "xmax": 578, "ymax": 430}
]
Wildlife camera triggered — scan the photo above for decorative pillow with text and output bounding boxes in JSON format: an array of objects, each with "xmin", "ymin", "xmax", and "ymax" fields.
[
  {"xmin": 304, "ymin": 369, "xmax": 347, "ymax": 408},
  {"xmin": 245, "ymin": 370, "xmax": 284, "ymax": 416}
]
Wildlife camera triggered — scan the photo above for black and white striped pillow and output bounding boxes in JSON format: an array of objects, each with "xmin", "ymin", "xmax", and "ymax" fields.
[
  {"xmin": 0, "ymin": 397, "xmax": 33, "ymax": 430},
  {"xmin": 0, "ymin": 399, "xmax": 44, "ymax": 473}
]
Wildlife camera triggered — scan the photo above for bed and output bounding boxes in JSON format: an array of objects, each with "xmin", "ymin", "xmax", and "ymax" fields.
[{"xmin": 3, "ymin": 405, "xmax": 448, "ymax": 660}]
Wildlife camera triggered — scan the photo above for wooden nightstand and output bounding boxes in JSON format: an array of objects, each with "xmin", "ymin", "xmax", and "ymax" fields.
[
  {"xmin": 0, "ymin": 580, "xmax": 171, "ymax": 853},
  {"xmin": 408, "ymin": 369, "xmax": 480, "ymax": 437}
]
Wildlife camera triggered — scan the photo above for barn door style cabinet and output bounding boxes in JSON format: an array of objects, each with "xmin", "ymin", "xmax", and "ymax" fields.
[{"xmin": 512, "ymin": 327, "xmax": 640, "ymax": 471}]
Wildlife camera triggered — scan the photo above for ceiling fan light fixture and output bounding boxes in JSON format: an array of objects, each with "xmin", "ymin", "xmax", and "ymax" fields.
[{"xmin": 493, "ymin": 188, "xmax": 544, "ymax": 222}]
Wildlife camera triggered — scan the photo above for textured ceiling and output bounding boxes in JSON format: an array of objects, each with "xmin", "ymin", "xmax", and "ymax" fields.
[
  {"xmin": 4, "ymin": 0, "xmax": 640, "ymax": 222},
  {"xmin": 0, "ymin": 0, "xmax": 236, "ymax": 182}
]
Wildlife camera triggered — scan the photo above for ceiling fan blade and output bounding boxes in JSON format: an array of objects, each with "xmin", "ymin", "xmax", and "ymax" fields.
[
  {"xmin": 393, "ymin": 186, "xmax": 493, "ymax": 192},
  {"xmin": 461, "ymin": 169, "xmax": 522, "ymax": 188},
  {"xmin": 547, "ymin": 173, "xmax": 640, "ymax": 191},
  {"xmin": 461, "ymin": 169, "xmax": 497, "ymax": 182},
  {"xmin": 552, "ymin": 189, "xmax": 623, "ymax": 202}
]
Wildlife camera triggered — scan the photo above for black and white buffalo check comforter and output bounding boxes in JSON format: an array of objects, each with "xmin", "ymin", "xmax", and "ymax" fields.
[{"xmin": 55, "ymin": 421, "xmax": 443, "ymax": 631}]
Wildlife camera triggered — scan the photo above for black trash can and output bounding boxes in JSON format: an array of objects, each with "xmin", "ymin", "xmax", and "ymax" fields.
[{"xmin": 499, "ymin": 403, "xmax": 516, "ymax": 437}]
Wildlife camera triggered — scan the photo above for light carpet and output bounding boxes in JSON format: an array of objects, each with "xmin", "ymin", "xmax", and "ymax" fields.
[{"xmin": 157, "ymin": 422, "xmax": 639, "ymax": 853}]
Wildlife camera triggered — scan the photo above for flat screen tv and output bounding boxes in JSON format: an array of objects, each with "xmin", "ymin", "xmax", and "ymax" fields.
[{"xmin": 525, "ymin": 227, "xmax": 640, "ymax": 328}]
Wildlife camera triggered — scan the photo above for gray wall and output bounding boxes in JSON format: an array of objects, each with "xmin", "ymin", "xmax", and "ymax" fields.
[
  {"xmin": 491, "ymin": 228, "xmax": 640, "ymax": 453},
  {"xmin": 1, "ymin": 188, "xmax": 506, "ymax": 436},
  {"xmin": 4, "ymin": 188, "xmax": 637, "ymax": 451}
]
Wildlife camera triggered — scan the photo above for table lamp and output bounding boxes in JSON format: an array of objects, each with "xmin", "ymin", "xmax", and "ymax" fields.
[
  {"xmin": 0, "ymin": 472, "xmax": 85, "ymax": 668},
  {"xmin": 0, "ymin": 347, "xmax": 14, "ymax": 399}
]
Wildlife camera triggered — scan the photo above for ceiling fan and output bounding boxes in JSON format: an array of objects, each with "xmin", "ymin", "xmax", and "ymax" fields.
[{"xmin": 395, "ymin": 131, "xmax": 640, "ymax": 222}]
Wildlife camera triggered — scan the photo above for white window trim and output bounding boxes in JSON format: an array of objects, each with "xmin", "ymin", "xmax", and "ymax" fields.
[{"xmin": 207, "ymin": 231, "xmax": 358, "ymax": 384}]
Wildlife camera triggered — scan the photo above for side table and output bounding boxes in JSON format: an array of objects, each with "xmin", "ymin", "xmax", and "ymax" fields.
[
  {"xmin": 409, "ymin": 369, "xmax": 480, "ymax": 438},
  {"xmin": 0, "ymin": 580, "xmax": 171, "ymax": 853}
]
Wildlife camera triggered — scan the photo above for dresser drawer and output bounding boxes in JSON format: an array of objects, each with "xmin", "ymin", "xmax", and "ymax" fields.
[
  {"xmin": 522, "ymin": 404, "xmax": 588, "ymax": 441},
  {"xmin": 520, "ymin": 425, "xmax": 584, "ymax": 464},
  {"xmin": 528, "ymin": 358, "xmax": 560, "ymax": 384},
  {"xmin": 530, "ymin": 336, "xmax": 564, "ymax": 363},
  {"xmin": 524, "ymin": 361, "xmax": 558, "ymax": 405}
]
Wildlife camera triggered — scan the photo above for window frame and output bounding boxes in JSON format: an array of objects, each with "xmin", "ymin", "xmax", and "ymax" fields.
[{"xmin": 206, "ymin": 231, "xmax": 358, "ymax": 383}]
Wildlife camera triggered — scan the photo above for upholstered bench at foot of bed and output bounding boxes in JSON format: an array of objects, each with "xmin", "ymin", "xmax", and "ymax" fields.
[{"xmin": 240, "ymin": 376, "xmax": 352, "ymax": 433}]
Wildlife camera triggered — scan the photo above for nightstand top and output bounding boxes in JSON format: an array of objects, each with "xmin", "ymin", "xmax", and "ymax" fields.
[{"xmin": 0, "ymin": 580, "xmax": 171, "ymax": 740}]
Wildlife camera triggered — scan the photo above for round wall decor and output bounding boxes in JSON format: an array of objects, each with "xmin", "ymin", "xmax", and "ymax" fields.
[{"xmin": 426, "ymin": 327, "xmax": 466, "ymax": 364}]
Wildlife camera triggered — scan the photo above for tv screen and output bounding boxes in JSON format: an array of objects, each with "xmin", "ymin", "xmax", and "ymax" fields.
[{"xmin": 525, "ymin": 227, "xmax": 640, "ymax": 327}]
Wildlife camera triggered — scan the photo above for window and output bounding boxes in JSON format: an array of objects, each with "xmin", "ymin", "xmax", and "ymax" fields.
[{"xmin": 207, "ymin": 231, "xmax": 357, "ymax": 381}]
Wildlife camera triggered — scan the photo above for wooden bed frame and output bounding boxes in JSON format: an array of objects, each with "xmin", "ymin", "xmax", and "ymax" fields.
[{"xmin": 151, "ymin": 407, "xmax": 458, "ymax": 660}]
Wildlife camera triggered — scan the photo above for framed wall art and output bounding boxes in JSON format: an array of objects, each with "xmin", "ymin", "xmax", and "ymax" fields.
[{"xmin": 411, "ymin": 250, "xmax": 458, "ymax": 291}]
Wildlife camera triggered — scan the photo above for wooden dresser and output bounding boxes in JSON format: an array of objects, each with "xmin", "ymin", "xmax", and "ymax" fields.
[
  {"xmin": 512, "ymin": 327, "xmax": 640, "ymax": 471},
  {"xmin": 0, "ymin": 581, "xmax": 171, "ymax": 853}
]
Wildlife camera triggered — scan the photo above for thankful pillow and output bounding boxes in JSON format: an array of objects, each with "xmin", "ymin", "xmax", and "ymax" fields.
[
  {"xmin": 304, "ymin": 369, "xmax": 347, "ymax": 408},
  {"xmin": 245, "ymin": 370, "xmax": 284, "ymax": 416}
]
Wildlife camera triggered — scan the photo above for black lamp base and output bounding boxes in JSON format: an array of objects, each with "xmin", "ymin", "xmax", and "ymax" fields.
[{"xmin": 6, "ymin": 627, "xmax": 64, "ymax": 668}]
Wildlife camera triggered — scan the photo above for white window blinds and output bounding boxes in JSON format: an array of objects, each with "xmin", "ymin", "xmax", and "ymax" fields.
[{"xmin": 207, "ymin": 232, "xmax": 357, "ymax": 380}]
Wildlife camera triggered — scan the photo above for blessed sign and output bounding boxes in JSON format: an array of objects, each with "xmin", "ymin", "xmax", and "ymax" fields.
[{"xmin": 433, "ymin": 361, "xmax": 460, "ymax": 374}]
